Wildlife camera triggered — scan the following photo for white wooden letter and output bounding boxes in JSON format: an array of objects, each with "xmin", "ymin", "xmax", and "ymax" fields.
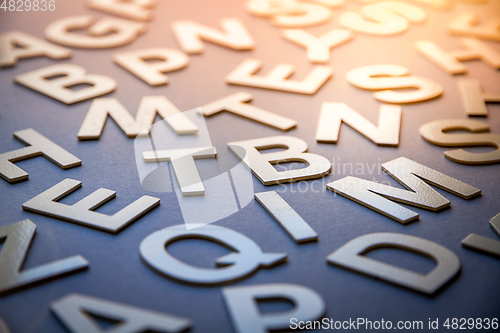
[
  {"xmin": 420, "ymin": 119, "xmax": 500, "ymax": 164},
  {"xmin": 78, "ymin": 97, "xmax": 197, "ymax": 140},
  {"xmin": 45, "ymin": 16, "xmax": 146, "ymax": 48},
  {"xmin": 340, "ymin": 1, "xmax": 426, "ymax": 36},
  {"xmin": 14, "ymin": 64, "xmax": 117, "ymax": 104},
  {"xmin": 255, "ymin": 191, "xmax": 318, "ymax": 243},
  {"xmin": 226, "ymin": 59, "xmax": 332, "ymax": 95},
  {"xmin": 458, "ymin": 79, "xmax": 500, "ymax": 116},
  {"xmin": 228, "ymin": 136, "xmax": 331, "ymax": 185},
  {"xmin": 327, "ymin": 233, "xmax": 461, "ymax": 294},
  {"xmin": 51, "ymin": 293, "xmax": 191, "ymax": 333},
  {"xmin": 462, "ymin": 213, "xmax": 500, "ymax": 258},
  {"xmin": 22, "ymin": 179, "xmax": 160, "ymax": 234},
  {"xmin": 171, "ymin": 18, "xmax": 255, "ymax": 54},
  {"xmin": 316, "ymin": 102, "xmax": 401, "ymax": 146},
  {"xmin": 282, "ymin": 28, "xmax": 353, "ymax": 63},
  {"xmin": 143, "ymin": 147, "xmax": 217, "ymax": 196},
  {"xmin": 223, "ymin": 283, "xmax": 325, "ymax": 333},
  {"xmin": 86, "ymin": 0, "xmax": 158, "ymax": 21},
  {"xmin": 113, "ymin": 48, "xmax": 188, "ymax": 86},
  {"xmin": 0, "ymin": 31, "xmax": 71, "ymax": 68},
  {"xmin": 0, "ymin": 128, "xmax": 81, "ymax": 183},
  {"xmin": 200, "ymin": 92, "xmax": 297, "ymax": 130},
  {"xmin": 0, "ymin": 219, "xmax": 88, "ymax": 295},
  {"xmin": 449, "ymin": 13, "xmax": 500, "ymax": 42},
  {"xmin": 346, "ymin": 64, "xmax": 443, "ymax": 104},
  {"xmin": 327, "ymin": 157, "xmax": 481, "ymax": 223},
  {"xmin": 415, "ymin": 38, "xmax": 500, "ymax": 74},
  {"xmin": 140, "ymin": 224, "xmax": 286, "ymax": 285}
]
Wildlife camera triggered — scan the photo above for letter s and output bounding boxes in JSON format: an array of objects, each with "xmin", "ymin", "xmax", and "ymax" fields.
[{"xmin": 420, "ymin": 119, "xmax": 500, "ymax": 165}]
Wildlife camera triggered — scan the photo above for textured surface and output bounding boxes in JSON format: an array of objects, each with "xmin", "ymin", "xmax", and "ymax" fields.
[{"xmin": 0, "ymin": 0, "xmax": 500, "ymax": 332}]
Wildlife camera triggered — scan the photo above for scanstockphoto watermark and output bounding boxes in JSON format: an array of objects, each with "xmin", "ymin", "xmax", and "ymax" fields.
[
  {"xmin": 290, "ymin": 317, "xmax": 499, "ymax": 330},
  {"xmin": 290, "ymin": 317, "xmax": 424, "ymax": 330}
]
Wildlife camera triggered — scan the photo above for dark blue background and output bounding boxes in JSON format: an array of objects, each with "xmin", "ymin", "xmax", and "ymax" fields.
[{"xmin": 0, "ymin": 0, "xmax": 499, "ymax": 332}]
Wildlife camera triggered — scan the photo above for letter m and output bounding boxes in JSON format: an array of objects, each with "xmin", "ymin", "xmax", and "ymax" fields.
[
  {"xmin": 78, "ymin": 97, "xmax": 197, "ymax": 140},
  {"xmin": 327, "ymin": 157, "xmax": 480, "ymax": 223}
]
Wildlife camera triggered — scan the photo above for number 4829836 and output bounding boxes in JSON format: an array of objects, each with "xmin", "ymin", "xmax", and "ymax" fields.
[
  {"xmin": 443, "ymin": 318, "xmax": 499, "ymax": 330},
  {"xmin": 1, "ymin": 0, "xmax": 55, "ymax": 11}
]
